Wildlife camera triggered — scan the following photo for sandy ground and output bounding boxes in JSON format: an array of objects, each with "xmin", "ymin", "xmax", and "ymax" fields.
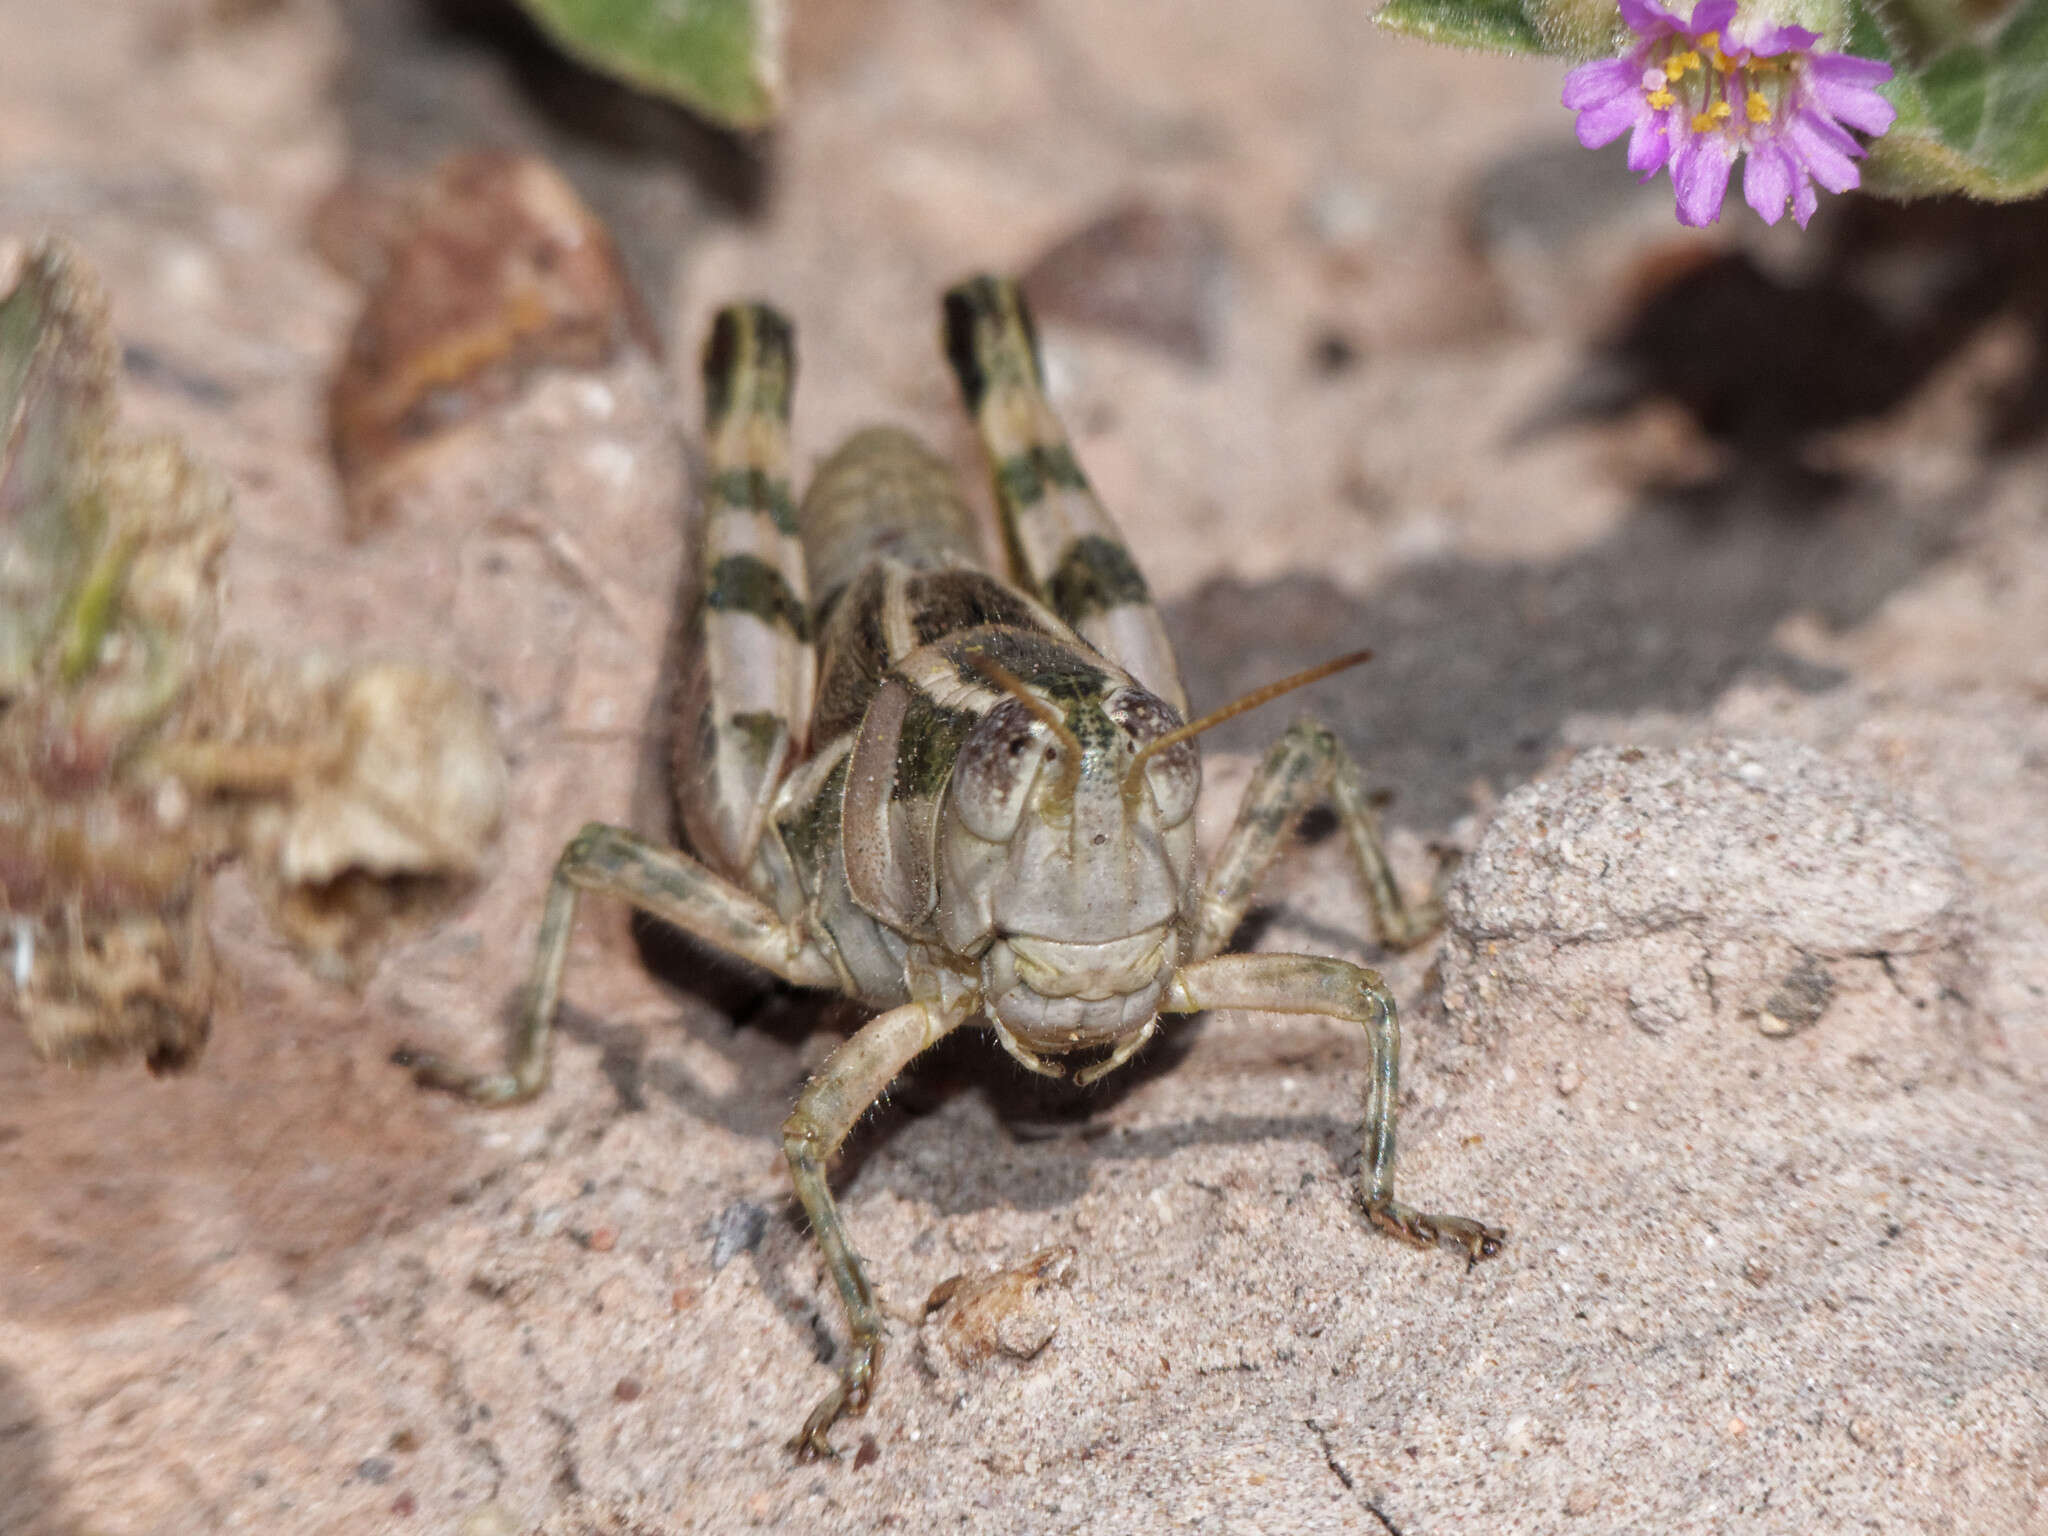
[{"xmin": 3, "ymin": 1, "xmax": 2046, "ymax": 1532}]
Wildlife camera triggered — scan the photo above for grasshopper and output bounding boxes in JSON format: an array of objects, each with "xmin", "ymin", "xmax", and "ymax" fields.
[{"xmin": 399, "ymin": 275, "xmax": 1504, "ymax": 1459}]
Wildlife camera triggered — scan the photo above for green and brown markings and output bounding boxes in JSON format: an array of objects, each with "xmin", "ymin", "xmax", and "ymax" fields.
[
  {"xmin": 704, "ymin": 552, "xmax": 811, "ymax": 639},
  {"xmin": 706, "ymin": 466, "xmax": 800, "ymax": 533},
  {"xmin": 1047, "ymin": 534, "xmax": 1153, "ymax": 625},
  {"xmin": 886, "ymin": 687, "xmax": 980, "ymax": 804},
  {"xmin": 991, "ymin": 441, "xmax": 1088, "ymax": 509},
  {"xmin": 676, "ymin": 302, "xmax": 816, "ymax": 880},
  {"xmin": 701, "ymin": 302, "xmax": 794, "ymax": 427},
  {"xmin": 943, "ymin": 275, "xmax": 1186, "ymax": 714}
]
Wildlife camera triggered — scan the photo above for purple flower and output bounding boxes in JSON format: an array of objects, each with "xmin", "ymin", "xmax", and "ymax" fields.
[{"xmin": 1562, "ymin": 0, "xmax": 1896, "ymax": 228}]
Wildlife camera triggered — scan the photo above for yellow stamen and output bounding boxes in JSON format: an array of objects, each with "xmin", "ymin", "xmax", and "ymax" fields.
[
  {"xmin": 1746, "ymin": 89, "xmax": 1772, "ymax": 123},
  {"xmin": 1697, "ymin": 30, "xmax": 1718, "ymax": 47},
  {"xmin": 1647, "ymin": 87, "xmax": 1676, "ymax": 109},
  {"xmin": 1691, "ymin": 100, "xmax": 1732, "ymax": 133},
  {"xmin": 1665, "ymin": 48, "xmax": 1700, "ymax": 80}
]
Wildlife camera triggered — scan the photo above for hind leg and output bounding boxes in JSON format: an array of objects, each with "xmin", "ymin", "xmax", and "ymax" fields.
[
  {"xmin": 942, "ymin": 274, "xmax": 1188, "ymax": 716},
  {"xmin": 676, "ymin": 302, "xmax": 818, "ymax": 882}
]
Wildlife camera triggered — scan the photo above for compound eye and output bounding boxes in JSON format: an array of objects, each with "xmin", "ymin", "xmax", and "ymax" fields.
[
  {"xmin": 1142, "ymin": 736, "xmax": 1199, "ymax": 828},
  {"xmin": 1112, "ymin": 689, "xmax": 1199, "ymax": 829},
  {"xmin": 951, "ymin": 699, "xmax": 1054, "ymax": 844}
]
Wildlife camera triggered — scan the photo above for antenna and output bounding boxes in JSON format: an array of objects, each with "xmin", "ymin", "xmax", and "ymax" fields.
[{"xmin": 1124, "ymin": 650, "xmax": 1373, "ymax": 790}]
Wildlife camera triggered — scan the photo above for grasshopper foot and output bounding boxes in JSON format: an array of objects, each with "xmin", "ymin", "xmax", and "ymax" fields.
[
  {"xmin": 788, "ymin": 1337, "xmax": 878, "ymax": 1463},
  {"xmin": 391, "ymin": 1045, "xmax": 543, "ymax": 1106},
  {"xmin": 1366, "ymin": 1197, "xmax": 1506, "ymax": 1265}
]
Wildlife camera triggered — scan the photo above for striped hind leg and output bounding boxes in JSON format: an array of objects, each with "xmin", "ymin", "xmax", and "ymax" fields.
[
  {"xmin": 941, "ymin": 274, "xmax": 1188, "ymax": 716},
  {"xmin": 674, "ymin": 304, "xmax": 819, "ymax": 884}
]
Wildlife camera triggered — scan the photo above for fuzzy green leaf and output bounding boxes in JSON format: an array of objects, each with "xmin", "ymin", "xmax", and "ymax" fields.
[
  {"xmin": 513, "ymin": 0, "xmax": 783, "ymax": 131},
  {"xmin": 1853, "ymin": 0, "xmax": 2048, "ymax": 199},
  {"xmin": 1376, "ymin": 0, "xmax": 1549, "ymax": 53}
]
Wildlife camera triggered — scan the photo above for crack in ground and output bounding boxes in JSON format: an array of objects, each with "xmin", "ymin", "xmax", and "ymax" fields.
[
  {"xmin": 1306, "ymin": 1419, "xmax": 1407, "ymax": 1535},
  {"xmin": 398, "ymin": 1299, "xmax": 508, "ymax": 1499}
]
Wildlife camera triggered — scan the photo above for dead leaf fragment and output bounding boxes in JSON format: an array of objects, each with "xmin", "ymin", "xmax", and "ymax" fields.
[
  {"xmin": 329, "ymin": 151, "xmax": 656, "ymax": 537},
  {"xmin": 173, "ymin": 654, "xmax": 507, "ymax": 985}
]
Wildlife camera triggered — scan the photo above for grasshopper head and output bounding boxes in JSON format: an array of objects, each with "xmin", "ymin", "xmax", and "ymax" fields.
[
  {"xmin": 937, "ymin": 676, "xmax": 1200, "ymax": 1055},
  {"xmin": 842, "ymin": 642, "xmax": 1367, "ymax": 1068}
]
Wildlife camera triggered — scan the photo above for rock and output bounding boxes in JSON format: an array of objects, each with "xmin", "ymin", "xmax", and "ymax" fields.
[
  {"xmin": 1442, "ymin": 738, "xmax": 1977, "ymax": 1063},
  {"xmin": 1021, "ymin": 201, "xmax": 1229, "ymax": 365},
  {"xmin": 706, "ymin": 1199, "xmax": 767, "ymax": 1272}
]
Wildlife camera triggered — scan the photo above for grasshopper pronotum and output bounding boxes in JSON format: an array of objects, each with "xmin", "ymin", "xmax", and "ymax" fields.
[{"xmin": 399, "ymin": 275, "xmax": 1504, "ymax": 1459}]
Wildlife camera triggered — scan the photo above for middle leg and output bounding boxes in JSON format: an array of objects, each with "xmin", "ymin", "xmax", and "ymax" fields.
[
  {"xmin": 397, "ymin": 822, "xmax": 841, "ymax": 1104},
  {"xmin": 1193, "ymin": 716, "xmax": 1445, "ymax": 963}
]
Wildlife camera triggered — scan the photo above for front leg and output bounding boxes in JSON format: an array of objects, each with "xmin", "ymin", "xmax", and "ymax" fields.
[
  {"xmin": 396, "ymin": 822, "xmax": 840, "ymax": 1104},
  {"xmin": 783, "ymin": 997, "xmax": 971, "ymax": 1460},
  {"xmin": 1164, "ymin": 953, "xmax": 1504, "ymax": 1262},
  {"xmin": 1193, "ymin": 717, "xmax": 1443, "ymax": 962}
]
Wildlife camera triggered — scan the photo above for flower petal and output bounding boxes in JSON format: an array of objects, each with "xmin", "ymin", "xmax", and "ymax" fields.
[
  {"xmin": 1808, "ymin": 51, "xmax": 1894, "ymax": 88},
  {"xmin": 1792, "ymin": 175, "xmax": 1818, "ymax": 228},
  {"xmin": 1576, "ymin": 92, "xmax": 1648, "ymax": 147},
  {"xmin": 1687, "ymin": 0, "xmax": 1739, "ymax": 38},
  {"xmin": 1563, "ymin": 57, "xmax": 1640, "ymax": 109},
  {"xmin": 1807, "ymin": 69, "xmax": 1897, "ymax": 136},
  {"xmin": 1742, "ymin": 20, "xmax": 1819, "ymax": 56},
  {"xmin": 1628, "ymin": 111, "xmax": 1674, "ymax": 174},
  {"xmin": 1673, "ymin": 135, "xmax": 1734, "ymax": 225},
  {"xmin": 1743, "ymin": 141, "xmax": 1794, "ymax": 224},
  {"xmin": 1801, "ymin": 107, "xmax": 1864, "ymax": 156},
  {"xmin": 1788, "ymin": 109, "xmax": 1862, "ymax": 192},
  {"xmin": 1619, "ymin": 0, "xmax": 1683, "ymax": 39}
]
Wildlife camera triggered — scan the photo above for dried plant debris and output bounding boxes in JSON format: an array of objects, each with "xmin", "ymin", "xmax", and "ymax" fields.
[
  {"xmin": 171, "ymin": 655, "xmax": 507, "ymax": 987},
  {"xmin": 1, "ymin": 235, "xmax": 506, "ymax": 1073},
  {"xmin": 328, "ymin": 151, "xmax": 658, "ymax": 538},
  {"xmin": 921, "ymin": 1245, "xmax": 1078, "ymax": 1372}
]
